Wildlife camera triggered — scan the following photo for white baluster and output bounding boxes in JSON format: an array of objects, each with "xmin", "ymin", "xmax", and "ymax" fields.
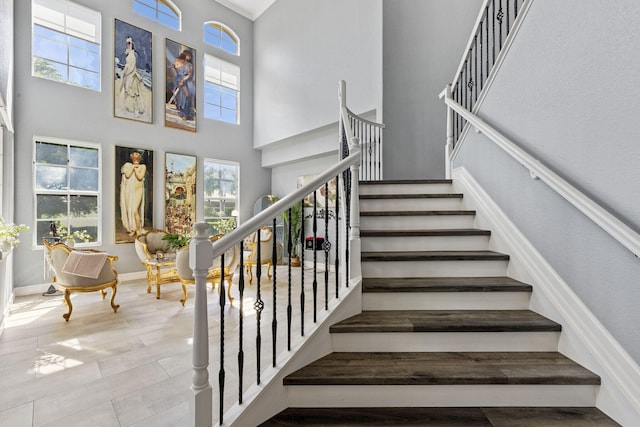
[
  {"xmin": 348, "ymin": 137, "xmax": 361, "ymax": 279},
  {"xmin": 445, "ymin": 83, "xmax": 454, "ymax": 179},
  {"xmin": 189, "ymin": 222, "xmax": 213, "ymax": 427}
]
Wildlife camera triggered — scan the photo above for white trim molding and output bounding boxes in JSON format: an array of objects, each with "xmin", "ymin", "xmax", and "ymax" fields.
[{"xmin": 453, "ymin": 166, "xmax": 640, "ymax": 426}]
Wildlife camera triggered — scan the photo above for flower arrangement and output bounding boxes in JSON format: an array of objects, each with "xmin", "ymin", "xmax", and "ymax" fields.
[
  {"xmin": 57, "ymin": 227, "xmax": 91, "ymax": 243},
  {"xmin": 161, "ymin": 232, "xmax": 192, "ymax": 250},
  {"xmin": 0, "ymin": 217, "xmax": 30, "ymax": 250}
]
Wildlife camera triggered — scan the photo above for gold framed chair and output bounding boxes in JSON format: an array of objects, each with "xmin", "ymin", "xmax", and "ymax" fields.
[
  {"xmin": 244, "ymin": 226, "xmax": 276, "ymax": 284},
  {"xmin": 43, "ymin": 240, "xmax": 119, "ymax": 321},
  {"xmin": 134, "ymin": 229, "xmax": 178, "ymax": 298},
  {"xmin": 175, "ymin": 235, "xmax": 240, "ymax": 306}
]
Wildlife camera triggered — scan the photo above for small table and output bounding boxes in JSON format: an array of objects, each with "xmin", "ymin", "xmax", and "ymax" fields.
[{"xmin": 143, "ymin": 253, "xmax": 178, "ymax": 299}]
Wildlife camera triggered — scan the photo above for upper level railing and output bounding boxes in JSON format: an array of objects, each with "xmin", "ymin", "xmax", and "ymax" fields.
[
  {"xmin": 449, "ymin": 0, "xmax": 529, "ymax": 154},
  {"xmin": 188, "ymin": 81, "xmax": 364, "ymax": 426},
  {"xmin": 440, "ymin": 0, "xmax": 640, "ymax": 261},
  {"xmin": 339, "ymin": 80, "xmax": 384, "ymax": 181}
]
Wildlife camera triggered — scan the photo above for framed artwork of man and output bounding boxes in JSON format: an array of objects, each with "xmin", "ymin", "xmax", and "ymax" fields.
[
  {"xmin": 165, "ymin": 38, "xmax": 196, "ymax": 132},
  {"xmin": 165, "ymin": 152, "xmax": 196, "ymax": 235},
  {"xmin": 115, "ymin": 146, "xmax": 154, "ymax": 243},
  {"xmin": 114, "ymin": 19, "xmax": 153, "ymax": 123}
]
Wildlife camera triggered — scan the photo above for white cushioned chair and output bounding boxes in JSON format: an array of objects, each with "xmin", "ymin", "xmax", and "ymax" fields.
[
  {"xmin": 244, "ymin": 226, "xmax": 278, "ymax": 284},
  {"xmin": 43, "ymin": 240, "xmax": 119, "ymax": 321},
  {"xmin": 134, "ymin": 229, "xmax": 178, "ymax": 298},
  {"xmin": 175, "ymin": 235, "xmax": 240, "ymax": 305}
]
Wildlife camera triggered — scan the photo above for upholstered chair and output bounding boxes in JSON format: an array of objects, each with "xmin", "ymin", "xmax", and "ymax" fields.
[
  {"xmin": 244, "ymin": 226, "xmax": 276, "ymax": 284},
  {"xmin": 175, "ymin": 235, "xmax": 240, "ymax": 305},
  {"xmin": 134, "ymin": 229, "xmax": 178, "ymax": 298},
  {"xmin": 43, "ymin": 240, "xmax": 119, "ymax": 321}
]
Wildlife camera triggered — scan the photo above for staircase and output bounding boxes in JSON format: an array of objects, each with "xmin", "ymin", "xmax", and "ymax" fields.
[{"xmin": 260, "ymin": 180, "xmax": 620, "ymax": 426}]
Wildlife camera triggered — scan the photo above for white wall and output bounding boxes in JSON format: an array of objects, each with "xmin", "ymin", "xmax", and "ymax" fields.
[
  {"xmin": 382, "ymin": 0, "xmax": 483, "ymax": 179},
  {"xmin": 12, "ymin": 0, "xmax": 270, "ymax": 287},
  {"xmin": 253, "ymin": 0, "xmax": 383, "ymax": 150},
  {"xmin": 454, "ymin": 0, "xmax": 640, "ymax": 362}
]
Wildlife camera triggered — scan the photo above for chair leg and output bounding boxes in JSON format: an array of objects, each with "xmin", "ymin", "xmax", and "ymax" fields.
[
  {"xmin": 266, "ymin": 263, "xmax": 273, "ymax": 280},
  {"xmin": 246, "ymin": 265, "xmax": 253, "ymax": 284},
  {"xmin": 180, "ymin": 283, "xmax": 188, "ymax": 306},
  {"xmin": 226, "ymin": 278, "xmax": 234, "ymax": 305},
  {"xmin": 110, "ymin": 285, "xmax": 120, "ymax": 313},
  {"xmin": 100, "ymin": 289, "xmax": 107, "ymax": 299},
  {"xmin": 62, "ymin": 289, "xmax": 73, "ymax": 321}
]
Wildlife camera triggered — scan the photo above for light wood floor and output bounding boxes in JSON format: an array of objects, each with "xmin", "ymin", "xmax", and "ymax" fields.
[{"xmin": 0, "ymin": 265, "xmax": 330, "ymax": 427}]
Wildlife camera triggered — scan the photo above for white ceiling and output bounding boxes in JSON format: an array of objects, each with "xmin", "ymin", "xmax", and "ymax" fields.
[{"xmin": 214, "ymin": 0, "xmax": 276, "ymax": 21}]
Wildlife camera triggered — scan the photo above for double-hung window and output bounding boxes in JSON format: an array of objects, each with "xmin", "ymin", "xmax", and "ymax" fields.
[
  {"xmin": 32, "ymin": 0, "xmax": 101, "ymax": 91},
  {"xmin": 34, "ymin": 137, "xmax": 101, "ymax": 247},
  {"xmin": 203, "ymin": 159, "xmax": 239, "ymax": 235},
  {"xmin": 204, "ymin": 55, "xmax": 240, "ymax": 124}
]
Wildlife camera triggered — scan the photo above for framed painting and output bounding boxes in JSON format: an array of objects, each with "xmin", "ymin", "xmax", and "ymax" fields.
[
  {"xmin": 165, "ymin": 38, "xmax": 196, "ymax": 132},
  {"xmin": 297, "ymin": 174, "xmax": 338, "ymax": 208},
  {"xmin": 115, "ymin": 146, "xmax": 154, "ymax": 243},
  {"xmin": 114, "ymin": 19, "xmax": 152, "ymax": 123},
  {"xmin": 165, "ymin": 152, "xmax": 197, "ymax": 235}
]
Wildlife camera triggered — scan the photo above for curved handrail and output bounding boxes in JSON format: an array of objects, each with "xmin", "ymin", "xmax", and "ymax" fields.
[{"xmin": 440, "ymin": 90, "xmax": 640, "ymax": 259}]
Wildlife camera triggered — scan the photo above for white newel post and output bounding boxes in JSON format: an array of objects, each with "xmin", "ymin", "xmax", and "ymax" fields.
[
  {"xmin": 189, "ymin": 222, "xmax": 213, "ymax": 427},
  {"xmin": 444, "ymin": 84, "xmax": 454, "ymax": 179},
  {"xmin": 348, "ymin": 137, "xmax": 361, "ymax": 279}
]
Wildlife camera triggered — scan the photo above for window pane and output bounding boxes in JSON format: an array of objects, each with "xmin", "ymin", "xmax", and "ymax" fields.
[
  {"xmin": 158, "ymin": 12, "xmax": 179, "ymax": 29},
  {"xmin": 136, "ymin": 0, "xmax": 156, "ymax": 8},
  {"xmin": 33, "ymin": 58, "xmax": 68, "ymax": 82},
  {"xmin": 36, "ymin": 194, "xmax": 68, "ymax": 219},
  {"xmin": 204, "ymin": 104, "xmax": 221, "ymax": 120},
  {"xmin": 70, "ymin": 146, "xmax": 98, "ymax": 167},
  {"xmin": 70, "ymin": 168, "xmax": 98, "ymax": 191},
  {"xmin": 68, "ymin": 67, "xmax": 99, "ymax": 90},
  {"xmin": 69, "ymin": 43, "xmax": 100, "ymax": 72},
  {"xmin": 133, "ymin": 2, "xmax": 156, "ymax": 19},
  {"xmin": 221, "ymin": 93, "xmax": 236, "ymax": 110},
  {"xmin": 33, "ymin": 34, "xmax": 67, "ymax": 64},
  {"xmin": 69, "ymin": 195, "xmax": 98, "ymax": 218},
  {"xmin": 36, "ymin": 141, "xmax": 67, "ymax": 165},
  {"xmin": 221, "ymin": 108, "xmax": 236, "ymax": 123},
  {"xmin": 36, "ymin": 165, "xmax": 68, "ymax": 190}
]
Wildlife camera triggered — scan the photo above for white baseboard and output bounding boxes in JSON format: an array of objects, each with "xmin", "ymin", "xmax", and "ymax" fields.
[{"xmin": 453, "ymin": 166, "xmax": 640, "ymax": 425}]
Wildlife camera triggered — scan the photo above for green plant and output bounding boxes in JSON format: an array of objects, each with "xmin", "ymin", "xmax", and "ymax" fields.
[
  {"xmin": 162, "ymin": 232, "xmax": 192, "ymax": 250},
  {"xmin": 280, "ymin": 201, "xmax": 303, "ymax": 258},
  {"xmin": 209, "ymin": 218, "xmax": 236, "ymax": 234},
  {"xmin": 0, "ymin": 218, "xmax": 30, "ymax": 249},
  {"xmin": 57, "ymin": 227, "xmax": 91, "ymax": 243}
]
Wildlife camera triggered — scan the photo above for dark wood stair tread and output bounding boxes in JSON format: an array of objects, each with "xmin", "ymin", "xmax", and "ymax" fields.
[
  {"xmin": 361, "ymin": 228, "xmax": 490, "ymax": 237},
  {"xmin": 330, "ymin": 310, "xmax": 561, "ymax": 333},
  {"xmin": 361, "ymin": 210, "xmax": 475, "ymax": 216},
  {"xmin": 360, "ymin": 193, "xmax": 463, "ymax": 199},
  {"xmin": 360, "ymin": 179, "xmax": 452, "ymax": 185},
  {"xmin": 260, "ymin": 406, "xmax": 620, "ymax": 426},
  {"xmin": 283, "ymin": 352, "xmax": 600, "ymax": 386},
  {"xmin": 361, "ymin": 250, "xmax": 509, "ymax": 262},
  {"xmin": 363, "ymin": 277, "xmax": 532, "ymax": 293}
]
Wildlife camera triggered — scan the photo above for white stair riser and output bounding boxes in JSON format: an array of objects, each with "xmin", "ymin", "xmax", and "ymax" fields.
[
  {"xmin": 287, "ymin": 384, "xmax": 597, "ymax": 408},
  {"xmin": 361, "ymin": 235, "xmax": 489, "ymax": 252},
  {"xmin": 362, "ymin": 291, "xmax": 530, "ymax": 310},
  {"xmin": 362, "ymin": 260, "xmax": 509, "ymax": 278},
  {"xmin": 360, "ymin": 183, "xmax": 453, "ymax": 195},
  {"xmin": 361, "ymin": 215, "xmax": 475, "ymax": 230},
  {"xmin": 360, "ymin": 198, "xmax": 462, "ymax": 211},
  {"xmin": 331, "ymin": 331, "xmax": 560, "ymax": 352}
]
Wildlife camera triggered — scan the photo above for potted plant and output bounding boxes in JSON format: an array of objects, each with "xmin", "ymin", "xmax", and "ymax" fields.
[
  {"xmin": 162, "ymin": 232, "xmax": 192, "ymax": 251},
  {"xmin": 0, "ymin": 218, "xmax": 29, "ymax": 252},
  {"xmin": 57, "ymin": 227, "xmax": 91, "ymax": 247},
  {"xmin": 280, "ymin": 201, "xmax": 303, "ymax": 266},
  {"xmin": 208, "ymin": 217, "xmax": 235, "ymax": 235}
]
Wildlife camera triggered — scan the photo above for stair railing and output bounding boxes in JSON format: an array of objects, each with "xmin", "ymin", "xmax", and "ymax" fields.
[
  {"xmin": 440, "ymin": 90, "xmax": 640, "ymax": 260},
  {"xmin": 446, "ymin": 0, "xmax": 532, "ymax": 176},
  {"xmin": 189, "ymin": 82, "xmax": 364, "ymax": 427},
  {"xmin": 339, "ymin": 80, "xmax": 384, "ymax": 181}
]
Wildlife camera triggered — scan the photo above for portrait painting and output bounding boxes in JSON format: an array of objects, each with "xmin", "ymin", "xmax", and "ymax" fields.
[
  {"xmin": 165, "ymin": 152, "xmax": 197, "ymax": 235},
  {"xmin": 114, "ymin": 19, "xmax": 152, "ymax": 123},
  {"xmin": 165, "ymin": 39, "xmax": 196, "ymax": 132},
  {"xmin": 115, "ymin": 146, "xmax": 154, "ymax": 243}
]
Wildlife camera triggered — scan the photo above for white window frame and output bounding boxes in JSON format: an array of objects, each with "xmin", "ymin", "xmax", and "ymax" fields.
[
  {"xmin": 33, "ymin": 136, "xmax": 102, "ymax": 248},
  {"xmin": 203, "ymin": 21, "xmax": 240, "ymax": 55},
  {"xmin": 133, "ymin": 0, "xmax": 181, "ymax": 31},
  {"xmin": 203, "ymin": 158, "xmax": 239, "ymax": 234},
  {"xmin": 32, "ymin": 0, "xmax": 102, "ymax": 91},
  {"xmin": 204, "ymin": 54, "xmax": 240, "ymax": 125}
]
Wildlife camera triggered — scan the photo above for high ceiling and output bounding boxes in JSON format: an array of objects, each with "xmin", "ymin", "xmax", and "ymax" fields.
[{"xmin": 214, "ymin": 0, "xmax": 276, "ymax": 21}]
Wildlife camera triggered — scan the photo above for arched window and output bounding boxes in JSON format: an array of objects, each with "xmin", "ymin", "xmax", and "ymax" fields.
[
  {"xmin": 134, "ymin": 0, "xmax": 181, "ymax": 31},
  {"xmin": 204, "ymin": 21, "xmax": 239, "ymax": 55}
]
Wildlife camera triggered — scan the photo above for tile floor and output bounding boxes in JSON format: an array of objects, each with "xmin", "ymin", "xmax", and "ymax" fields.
[{"xmin": 0, "ymin": 265, "xmax": 324, "ymax": 427}]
